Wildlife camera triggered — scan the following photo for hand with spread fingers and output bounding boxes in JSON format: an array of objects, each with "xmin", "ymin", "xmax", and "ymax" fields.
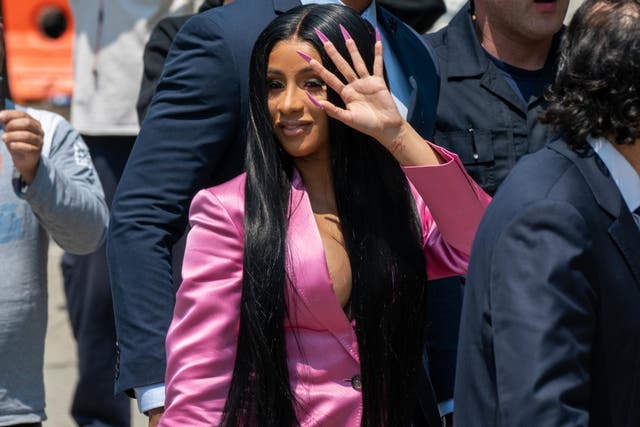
[
  {"xmin": 1, "ymin": 110, "xmax": 45, "ymax": 185},
  {"xmin": 301, "ymin": 25, "xmax": 443, "ymax": 167}
]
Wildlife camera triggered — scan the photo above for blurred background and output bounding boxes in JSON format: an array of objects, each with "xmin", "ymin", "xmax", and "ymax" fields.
[
  {"xmin": 0, "ymin": 0, "xmax": 583, "ymax": 425},
  {"xmin": 2, "ymin": 0, "xmax": 73, "ymax": 112}
]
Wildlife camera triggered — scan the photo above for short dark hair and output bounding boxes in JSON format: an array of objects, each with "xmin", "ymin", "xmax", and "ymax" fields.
[{"xmin": 540, "ymin": 0, "xmax": 640, "ymax": 149}]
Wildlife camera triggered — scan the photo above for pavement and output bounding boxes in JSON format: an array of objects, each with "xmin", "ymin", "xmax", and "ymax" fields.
[{"xmin": 44, "ymin": 241, "xmax": 146, "ymax": 427}]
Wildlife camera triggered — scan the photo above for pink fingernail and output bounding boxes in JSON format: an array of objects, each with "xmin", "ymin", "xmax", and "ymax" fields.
[
  {"xmin": 296, "ymin": 50, "xmax": 313, "ymax": 63},
  {"xmin": 339, "ymin": 24, "xmax": 352, "ymax": 41},
  {"xmin": 375, "ymin": 27, "xmax": 381, "ymax": 42},
  {"xmin": 314, "ymin": 27, "xmax": 330, "ymax": 43},
  {"xmin": 305, "ymin": 90, "xmax": 324, "ymax": 109}
]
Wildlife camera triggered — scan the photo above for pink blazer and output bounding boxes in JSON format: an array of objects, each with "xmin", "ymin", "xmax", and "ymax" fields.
[{"xmin": 160, "ymin": 146, "xmax": 490, "ymax": 426}]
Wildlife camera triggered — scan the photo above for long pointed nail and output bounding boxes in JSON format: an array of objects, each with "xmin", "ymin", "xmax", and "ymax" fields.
[
  {"xmin": 305, "ymin": 90, "xmax": 324, "ymax": 109},
  {"xmin": 296, "ymin": 50, "xmax": 313, "ymax": 63},
  {"xmin": 314, "ymin": 27, "xmax": 330, "ymax": 44},
  {"xmin": 339, "ymin": 24, "xmax": 352, "ymax": 41},
  {"xmin": 375, "ymin": 27, "xmax": 381, "ymax": 42}
]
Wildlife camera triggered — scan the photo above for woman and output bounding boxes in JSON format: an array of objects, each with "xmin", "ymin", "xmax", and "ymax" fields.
[{"xmin": 160, "ymin": 4, "xmax": 490, "ymax": 426}]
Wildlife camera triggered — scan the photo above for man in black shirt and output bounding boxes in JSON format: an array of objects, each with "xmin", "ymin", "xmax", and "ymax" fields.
[{"xmin": 423, "ymin": 0, "xmax": 569, "ymax": 420}]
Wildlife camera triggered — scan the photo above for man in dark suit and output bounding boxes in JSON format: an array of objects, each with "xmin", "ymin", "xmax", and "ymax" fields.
[
  {"xmin": 108, "ymin": 0, "xmax": 443, "ymax": 424},
  {"xmin": 455, "ymin": 1, "xmax": 640, "ymax": 425}
]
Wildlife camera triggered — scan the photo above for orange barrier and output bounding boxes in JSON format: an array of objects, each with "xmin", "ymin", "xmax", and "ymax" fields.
[{"xmin": 2, "ymin": 0, "xmax": 74, "ymax": 103}]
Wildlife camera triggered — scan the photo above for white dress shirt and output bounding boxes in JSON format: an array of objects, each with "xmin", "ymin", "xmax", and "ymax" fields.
[{"xmin": 588, "ymin": 136, "xmax": 640, "ymax": 228}]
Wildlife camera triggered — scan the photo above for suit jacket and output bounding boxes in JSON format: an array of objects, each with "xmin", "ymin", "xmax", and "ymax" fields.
[
  {"xmin": 454, "ymin": 138, "xmax": 640, "ymax": 427},
  {"xmin": 160, "ymin": 146, "xmax": 490, "ymax": 426},
  {"xmin": 108, "ymin": 0, "xmax": 440, "ymax": 396}
]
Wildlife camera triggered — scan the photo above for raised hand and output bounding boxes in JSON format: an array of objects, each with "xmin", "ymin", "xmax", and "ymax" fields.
[
  {"xmin": 1, "ymin": 110, "xmax": 45, "ymax": 185},
  {"xmin": 299, "ymin": 26, "xmax": 404, "ymax": 148},
  {"xmin": 299, "ymin": 25, "xmax": 443, "ymax": 167}
]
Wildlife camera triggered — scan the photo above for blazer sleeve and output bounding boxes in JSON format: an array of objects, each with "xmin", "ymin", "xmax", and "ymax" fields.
[
  {"xmin": 107, "ymin": 13, "xmax": 242, "ymax": 394},
  {"xmin": 487, "ymin": 200, "xmax": 595, "ymax": 426},
  {"xmin": 403, "ymin": 143, "xmax": 491, "ymax": 279},
  {"xmin": 161, "ymin": 189, "xmax": 243, "ymax": 426}
]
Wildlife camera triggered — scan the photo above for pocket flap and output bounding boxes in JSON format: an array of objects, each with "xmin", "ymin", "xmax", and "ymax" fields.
[{"xmin": 434, "ymin": 129, "xmax": 495, "ymax": 164}]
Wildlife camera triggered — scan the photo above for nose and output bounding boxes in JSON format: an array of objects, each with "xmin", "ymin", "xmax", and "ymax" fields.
[{"xmin": 279, "ymin": 85, "xmax": 305, "ymax": 115}]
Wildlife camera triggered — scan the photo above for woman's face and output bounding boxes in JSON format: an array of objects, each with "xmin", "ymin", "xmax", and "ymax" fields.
[{"xmin": 267, "ymin": 39, "xmax": 329, "ymax": 161}]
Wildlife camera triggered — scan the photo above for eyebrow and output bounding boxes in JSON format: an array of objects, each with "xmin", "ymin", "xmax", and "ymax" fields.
[{"xmin": 267, "ymin": 67, "xmax": 316, "ymax": 76}]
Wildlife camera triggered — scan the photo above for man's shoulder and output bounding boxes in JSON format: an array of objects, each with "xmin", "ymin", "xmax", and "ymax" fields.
[
  {"xmin": 187, "ymin": 0, "xmax": 275, "ymax": 31},
  {"xmin": 473, "ymin": 144, "xmax": 591, "ymax": 259},
  {"xmin": 490, "ymin": 141, "xmax": 596, "ymax": 218},
  {"xmin": 176, "ymin": 0, "xmax": 278, "ymax": 53},
  {"xmin": 423, "ymin": 24, "xmax": 447, "ymax": 49},
  {"xmin": 423, "ymin": 5, "xmax": 469, "ymax": 49},
  {"xmin": 499, "ymin": 143, "xmax": 577, "ymax": 193}
]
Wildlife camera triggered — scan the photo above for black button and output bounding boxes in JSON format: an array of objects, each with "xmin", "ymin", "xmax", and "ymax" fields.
[{"xmin": 351, "ymin": 374, "xmax": 362, "ymax": 391}]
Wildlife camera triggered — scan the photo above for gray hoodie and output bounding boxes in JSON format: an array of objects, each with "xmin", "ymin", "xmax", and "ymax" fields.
[{"xmin": 0, "ymin": 104, "xmax": 108, "ymax": 425}]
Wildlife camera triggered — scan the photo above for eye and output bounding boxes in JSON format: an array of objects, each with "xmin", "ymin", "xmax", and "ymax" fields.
[
  {"xmin": 267, "ymin": 79, "xmax": 284, "ymax": 90},
  {"xmin": 304, "ymin": 78, "xmax": 325, "ymax": 91}
]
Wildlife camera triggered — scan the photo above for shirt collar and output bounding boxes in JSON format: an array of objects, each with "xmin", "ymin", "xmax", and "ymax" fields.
[
  {"xmin": 588, "ymin": 136, "xmax": 640, "ymax": 214},
  {"xmin": 299, "ymin": 0, "xmax": 378, "ymax": 26}
]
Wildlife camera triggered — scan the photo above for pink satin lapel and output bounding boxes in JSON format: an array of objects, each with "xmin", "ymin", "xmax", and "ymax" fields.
[{"xmin": 286, "ymin": 170, "xmax": 360, "ymax": 364}]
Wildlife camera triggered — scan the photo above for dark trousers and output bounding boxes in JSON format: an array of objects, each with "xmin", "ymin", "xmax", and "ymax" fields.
[
  {"xmin": 425, "ymin": 277, "xmax": 464, "ymax": 405},
  {"xmin": 61, "ymin": 135, "xmax": 134, "ymax": 427}
]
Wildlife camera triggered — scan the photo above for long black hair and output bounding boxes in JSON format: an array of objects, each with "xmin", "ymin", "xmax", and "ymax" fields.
[
  {"xmin": 222, "ymin": 5, "xmax": 429, "ymax": 426},
  {"xmin": 539, "ymin": 0, "xmax": 640, "ymax": 149}
]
